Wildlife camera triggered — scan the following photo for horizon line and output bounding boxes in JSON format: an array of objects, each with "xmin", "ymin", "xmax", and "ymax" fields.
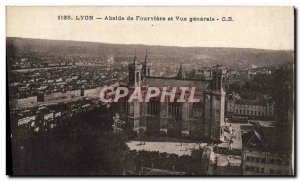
[{"xmin": 6, "ymin": 36, "xmax": 294, "ymax": 52}]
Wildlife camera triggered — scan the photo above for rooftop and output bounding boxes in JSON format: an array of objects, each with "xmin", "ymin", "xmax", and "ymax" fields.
[{"xmin": 144, "ymin": 77, "xmax": 210, "ymax": 93}]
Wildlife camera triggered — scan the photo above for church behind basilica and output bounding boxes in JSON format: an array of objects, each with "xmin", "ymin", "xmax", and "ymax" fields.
[{"xmin": 114, "ymin": 50, "xmax": 227, "ymax": 141}]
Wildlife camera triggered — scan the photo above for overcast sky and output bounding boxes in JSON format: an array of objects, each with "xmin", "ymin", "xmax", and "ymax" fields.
[{"xmin": 7, "ymin": 6, "xmax": 294, "ymax": 50}]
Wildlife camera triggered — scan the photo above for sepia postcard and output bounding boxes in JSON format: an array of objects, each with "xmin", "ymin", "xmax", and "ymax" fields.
[{"xmin": 6, "ymin": 6, "xmax": 295, "ymax": 176}]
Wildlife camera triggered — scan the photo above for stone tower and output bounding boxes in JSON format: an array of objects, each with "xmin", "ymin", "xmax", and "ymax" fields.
[
  {"xmin": 204, "ymin": 65, "xmax": 226, "ymax": 140},
  {"xmin": 127, "ymin": 50, "xmax": 144, "ymax": 132}
]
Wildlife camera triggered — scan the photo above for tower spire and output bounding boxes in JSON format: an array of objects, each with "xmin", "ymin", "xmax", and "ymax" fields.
[
  {"xmin": 145, "ymin": 48, "xmax": 148, "ymax": 63},
  {"xmin": 134, "ymin": 48, "xmax": 137, "ymax": 65},
  {"xmin": 177, "ymin": 62, "xmax": 184, "ymax": 79}
]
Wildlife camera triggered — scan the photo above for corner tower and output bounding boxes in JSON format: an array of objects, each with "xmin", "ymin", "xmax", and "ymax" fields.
[
  {"xmin": 204, "ymin": 65, "xmax": 226, "ymax": 140},
  {"xmin": 128, "ymin": 49, "xmax": 142, "ymax": 87}
]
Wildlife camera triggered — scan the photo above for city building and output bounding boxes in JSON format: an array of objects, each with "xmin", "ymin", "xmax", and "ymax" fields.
[
  {"xmin": 226, "ymin": 93, "xmax": 274, "ymax": 118},
  {"xmin": 241, "ymin": 128, "xmax": 293, "ymax": 175}
]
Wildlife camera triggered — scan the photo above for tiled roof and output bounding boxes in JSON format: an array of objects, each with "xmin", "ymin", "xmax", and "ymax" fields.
[
  {"xmin": 242, "ymin": 130, "xmax": 268, "ymax": 150},
  {"xmin": 242, "ymin": 126, "xmax": 284, "ymax": 152},
  {"xmin": 143, "ymin": 77, "xmax": 210, "ymax": 93}
]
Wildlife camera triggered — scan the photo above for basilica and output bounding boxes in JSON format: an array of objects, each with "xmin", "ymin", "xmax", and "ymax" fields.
[{"xmin": 115, "ymin": 50, "xmax": 227, "ymax": 140}]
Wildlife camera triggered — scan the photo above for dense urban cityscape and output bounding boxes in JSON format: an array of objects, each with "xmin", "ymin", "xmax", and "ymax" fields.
[{"xmin": 7, "ymin": 38, "xmax": 294, "ymax": 175}]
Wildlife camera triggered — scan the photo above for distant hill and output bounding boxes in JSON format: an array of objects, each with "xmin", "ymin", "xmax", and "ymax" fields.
[{"xmin": 7, "ymin": 37, "xmax": 294, "ymax": 69}]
